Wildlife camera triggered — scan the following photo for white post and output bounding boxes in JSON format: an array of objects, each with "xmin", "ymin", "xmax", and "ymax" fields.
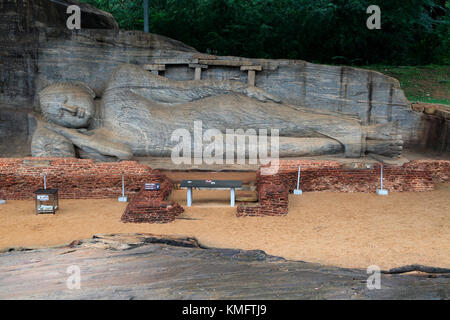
[
  {"xmin": 44, "ymin": 172, "xmax": 47, "ymax": 190},
  {"xmin": 376, "ymin": 164, "xmax": 388, "ymax": 195},
  {"xmin": 187, "ymin": 187, "xmax": 192, "ymax": 207},
  {"xmin": 118, "ymin": 173, "xmax": 128, "ymax": 202},
  {"xmin": 230, "ymin": 188, "xmax": 235, "ymax": 207},
  {"xmin": 380, "ymin": 165, "xmax": 383, "ymax": 189},
  {"xmin": 294, "ymin": 165, "xmax": 303, "ymax": 195},
  {"xmin": 122, "ymin": 173, "xmax": 125, "ymax": 197}
]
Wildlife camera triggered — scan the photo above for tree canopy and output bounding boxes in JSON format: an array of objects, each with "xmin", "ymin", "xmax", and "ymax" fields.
[{"xmin": 80, "ymin": 0, "xmax": 449, "ymax": 65}]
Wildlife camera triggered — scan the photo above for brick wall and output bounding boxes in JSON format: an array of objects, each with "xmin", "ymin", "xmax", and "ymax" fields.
[
  {"xmin": 237, "ymin": 183, "xmax": 288, "ymax": 217},
  {"xmin": 0, "ymin": 157, "xmax": 170, "ymax": 200},
  {"xmin": 237, "ymin": 160, "xmax": 450, "ymax": 217},
  {"xmin": 0, "ymin": 157, "xmax": 185, "ymax": 224},
  {"xmin": 1, "ymin": 157, "xmax": 448, "ymax": 220}
]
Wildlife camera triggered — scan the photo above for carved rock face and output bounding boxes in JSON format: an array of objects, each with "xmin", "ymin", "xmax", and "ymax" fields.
[{"xmin": 39, "ymin": 83, "xmax": 95, "ymax": 128}]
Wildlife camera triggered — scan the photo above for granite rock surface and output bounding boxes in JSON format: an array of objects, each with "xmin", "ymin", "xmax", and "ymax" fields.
[{"xmin": 0, "ymin": 233, "xmax": 448, "ymax": 299}]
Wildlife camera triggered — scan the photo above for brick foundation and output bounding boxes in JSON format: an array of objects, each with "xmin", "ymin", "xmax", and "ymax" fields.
[
  {"xmin": 238, "ymin": 160, "xmax": 450, "ymax": 217},
  {"xmin": 0, "ymin": 157, "xmax": 183, "ymax": 224}
]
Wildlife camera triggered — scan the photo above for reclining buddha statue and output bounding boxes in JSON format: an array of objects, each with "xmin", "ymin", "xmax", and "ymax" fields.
[{"xmin": 32, "ymin": 63, "xmax": 403, "ymax": 161}]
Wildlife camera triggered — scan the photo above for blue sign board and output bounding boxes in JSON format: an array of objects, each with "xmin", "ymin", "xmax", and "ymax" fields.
[{"xmin": 145, "ymin": 183, "xmax": 160, "ymax": 191}]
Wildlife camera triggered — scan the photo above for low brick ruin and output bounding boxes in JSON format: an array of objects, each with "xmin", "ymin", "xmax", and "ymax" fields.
[
  {"xmin": 0, "ymin": 157, "xmax": 183, "ymax": 223},
  {"xmin": 119, "ymin": 169, "xmax": 184, "ymax": 224},
  {"xmin": 0, "ymin": 158, "xmax": 168, "ymax": 200},
  {"xmin": 237, "ymin": 160, "xmax": 450, "ymax": 217},
  {"xmin": 0, "ymin": 158, "xmax": 449, "ymax": 220},
  {"xmin": 120, "ymin": 188, "xmax": 184, "ymax": 224},
  {"xmin": 236, "ymin": 183, "xmax": 289, "ymax": 217}
]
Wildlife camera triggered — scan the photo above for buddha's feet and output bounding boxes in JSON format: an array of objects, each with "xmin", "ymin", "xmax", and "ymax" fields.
[
  {"xmin": 365, "ymin": 123, "xmax": 403, "ymax": 157},
  {"xmin": 366, "ymin": 139, "xmax": 403, "ymax": 157}
]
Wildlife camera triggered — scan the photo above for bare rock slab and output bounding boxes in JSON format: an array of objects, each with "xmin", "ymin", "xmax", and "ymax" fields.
[{"xmin": 0, "ymin": 233, "xmax": 448, "ymax": 300}]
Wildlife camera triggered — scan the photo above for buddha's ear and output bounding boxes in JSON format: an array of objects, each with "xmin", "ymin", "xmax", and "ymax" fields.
[{"xmin": 70, "ymin": 81, "xmax": 96, "ymax": 99}]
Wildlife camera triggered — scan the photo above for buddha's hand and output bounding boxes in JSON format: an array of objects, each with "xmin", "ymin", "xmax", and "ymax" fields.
[{"xmin": 244, "ymin": 86, "xmax": 281, "ymax": 103}]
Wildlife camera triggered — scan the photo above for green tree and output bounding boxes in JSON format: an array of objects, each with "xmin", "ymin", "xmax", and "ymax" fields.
[{"xmin": 80, "ymin": 0, "xmax": 449, "ymax": 65}]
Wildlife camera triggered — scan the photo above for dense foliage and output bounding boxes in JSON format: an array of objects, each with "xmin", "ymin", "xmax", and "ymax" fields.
[{"xmin": 80, "ymin": 0, "xmax": 449, "ymax": 65}]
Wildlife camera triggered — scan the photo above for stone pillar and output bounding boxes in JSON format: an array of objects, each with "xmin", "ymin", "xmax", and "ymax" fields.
[
  {"xmin": 194, "ymin": 67, "xmax": 202, "ymax": 80},
  {"xmin": 247, "ymin": 70, "xmax": 256, "ymax": 86},
  {"xmin": 189, "ymin": 64, "xmax": 208, "ymax": 80},
  {"xmin": 240, "ymin": 65, "xmax": 262, "ymax": 86}
]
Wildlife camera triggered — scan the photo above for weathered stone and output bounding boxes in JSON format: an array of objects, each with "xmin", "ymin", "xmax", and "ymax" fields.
[
  {"xmin": 1, "ymin": 233, "xmax": 448, "ymax": 299},
  {"xmin": 424, "ymin": 106, "xmax": 437, "ymax": 115},
  {"xmin": 411, "ymin": 104, "xmax": 425, "ymax": 113},
  {"xmin": 436, "ymin": 109, "xmax": 450, "ymax": 120}
]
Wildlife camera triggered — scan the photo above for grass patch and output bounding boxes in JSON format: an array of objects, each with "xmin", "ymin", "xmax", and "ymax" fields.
[{"xmin": 361, "ymin": 65, "xmax": 450, "ymax": 105}]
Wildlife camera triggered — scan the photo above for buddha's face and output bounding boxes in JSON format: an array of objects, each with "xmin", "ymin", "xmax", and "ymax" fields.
[{"xmin": 39, "ymin": 84, "xmax": 95, "ymax": 128}]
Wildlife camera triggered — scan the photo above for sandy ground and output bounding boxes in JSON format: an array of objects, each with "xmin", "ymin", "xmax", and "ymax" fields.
[{"xmin": 0, "ymin": 186, "xmax": 449, "ymax": 270}]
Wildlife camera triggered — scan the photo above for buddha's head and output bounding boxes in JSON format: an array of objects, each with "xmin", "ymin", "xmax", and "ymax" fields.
[{"xmin": 39, "ymin": 83, "xmax": 96, "ymax": 128}]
